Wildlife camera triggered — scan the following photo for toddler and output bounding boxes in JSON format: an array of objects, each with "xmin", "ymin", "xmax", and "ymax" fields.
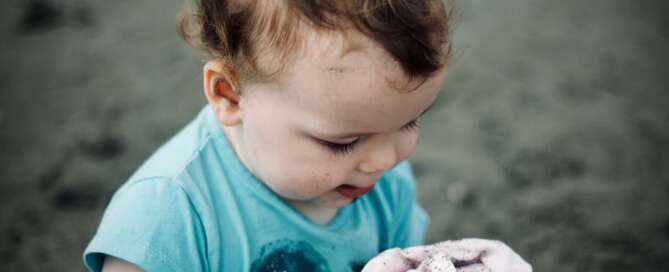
[{"xmin": 83, "ymin": 0, "xmax": 531, "ymax": 271}]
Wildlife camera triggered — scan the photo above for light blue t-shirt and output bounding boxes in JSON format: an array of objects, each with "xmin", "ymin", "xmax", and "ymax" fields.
[{"xmin": 83, "ymin": 105, "xmax": 429, "ymax": 272}]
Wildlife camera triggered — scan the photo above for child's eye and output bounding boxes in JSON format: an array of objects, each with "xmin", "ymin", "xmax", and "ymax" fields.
[
  {"xmin": 316, "ymin": 119, "xmax": 419, "ymax": 156},
  {"xmin": 320, "ymin": 139, "xmax": 359, "ymax": 155},
  {"xmin": 401, "ymin": 119, "xmax": 421, "ymax": 132}
]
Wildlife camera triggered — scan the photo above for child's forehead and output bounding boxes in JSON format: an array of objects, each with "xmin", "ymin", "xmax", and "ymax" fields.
[
  {"xmin": 297, "ymin": 71, "xmax": 444, "ymax": 137},
  {"xmin": 303, "ymin": 28, "xmax": 396, "ymax": 66},
  {"xmin": 251, "ymin": 26, "xmax": 445, "ymax": 133},
  {"xmin": 269, "ymin": 46, "xmax": 445, "ymax": 135},
  {"xmin": 266, "ymin": 28, "xmax": 442, "ymax": 108},
  {"xmin": 276, "ymin": 27, "xmax": 407, "ymax": 88}
]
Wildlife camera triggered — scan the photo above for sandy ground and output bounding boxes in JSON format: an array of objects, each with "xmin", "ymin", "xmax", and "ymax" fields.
[{"xmin": 1, "ymin": 0, "xmax": 668, "ymax": 271}]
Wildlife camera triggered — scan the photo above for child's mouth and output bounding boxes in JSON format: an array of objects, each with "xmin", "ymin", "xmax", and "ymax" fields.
[{"xmin": 335, "ymin": 184, "xmax": 375, "ymax": 198}]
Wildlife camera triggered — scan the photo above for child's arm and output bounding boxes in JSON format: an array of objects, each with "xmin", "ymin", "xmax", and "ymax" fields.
[
  {"xmin": 101, "ymin": 255, "xmax": 144, "ymax": 272},
  {"xmin": 83, "ymin": 178, "xmax": 208, "ymax": 271}
]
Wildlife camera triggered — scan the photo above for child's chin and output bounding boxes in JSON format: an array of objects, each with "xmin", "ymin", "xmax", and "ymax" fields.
[{"xmin": 320, "ymin": 194, "xmax": 354, "ymax": 208}]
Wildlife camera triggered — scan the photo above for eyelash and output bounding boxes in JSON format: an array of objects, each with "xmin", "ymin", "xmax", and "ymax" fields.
[
  {"xmin": 322, "ymin": 119, "xmax": 421, "ymax": 156},
  {"xmin": 401, "ymin": 119, "xmax": 421, "ymax": 132}
]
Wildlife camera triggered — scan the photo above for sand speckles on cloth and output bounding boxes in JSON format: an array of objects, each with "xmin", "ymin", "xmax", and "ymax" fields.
[{"xmin": 362, "ymin": 239, "xmax": 532, "ymax": 272}]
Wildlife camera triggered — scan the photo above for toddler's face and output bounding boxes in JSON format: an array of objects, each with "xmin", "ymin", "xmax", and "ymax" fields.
[{"xmin": 215, "ymin": 29, "xmax": 446, "ymax": 216}]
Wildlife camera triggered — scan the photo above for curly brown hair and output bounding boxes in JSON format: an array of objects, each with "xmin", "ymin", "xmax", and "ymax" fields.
[{"xmin": 178, "ymin": 0, "xmax": 455, "ymax": 83}]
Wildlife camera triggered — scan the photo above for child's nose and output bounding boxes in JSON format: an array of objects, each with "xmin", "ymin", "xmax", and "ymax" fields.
[{"xmin": 358, "ymin": 140, "xmax": 398, "ymax": 174}]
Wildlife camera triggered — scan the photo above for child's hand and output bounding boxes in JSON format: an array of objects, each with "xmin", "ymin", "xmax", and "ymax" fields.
[{"xmin": 362, "ymin": 238, "xmax": 532, "ymax": 272}]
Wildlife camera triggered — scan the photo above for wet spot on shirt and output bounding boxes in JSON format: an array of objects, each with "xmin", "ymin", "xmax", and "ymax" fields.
[{"xmin": 251, "ymin": 239, "xmax": 330, "ymax": 272}]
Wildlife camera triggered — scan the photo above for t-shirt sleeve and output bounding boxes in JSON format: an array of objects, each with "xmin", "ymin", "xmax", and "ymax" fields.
[
  {"xmin": 83, "ymin": 177, "xmax": 208, "ymax": 272},
  {"xmin": 387, "ymin": 161, "xmax": 430, "ymax": 248}
]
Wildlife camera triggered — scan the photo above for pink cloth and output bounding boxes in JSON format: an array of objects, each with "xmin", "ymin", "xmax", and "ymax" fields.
[{"xmin": 362, "ymin": 239, "xmax": 532, "ymax": 272}]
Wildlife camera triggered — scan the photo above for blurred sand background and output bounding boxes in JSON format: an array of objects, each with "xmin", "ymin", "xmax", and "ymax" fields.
[{"xmin": 1, "ymin": 0, "xmax": 668, "ymax": 271}]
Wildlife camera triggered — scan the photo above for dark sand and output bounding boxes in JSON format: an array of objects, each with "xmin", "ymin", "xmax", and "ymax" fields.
[{"xmin": 1, "ymin": 0, "xmax": 668, "ymax": 271}]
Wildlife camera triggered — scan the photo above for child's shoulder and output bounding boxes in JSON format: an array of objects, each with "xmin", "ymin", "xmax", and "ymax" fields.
[
  {"xmin": 84, "ymin": 176, "xmax": 207, "ymax": 272},
  {"xmin": 126, "ymin": 105, "xmax": 221, "ymax": 182}
]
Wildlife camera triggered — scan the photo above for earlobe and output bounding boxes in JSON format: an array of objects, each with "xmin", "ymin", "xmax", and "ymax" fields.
[{"xmin": 203, "ymin": 60, "xmax": 243, "ymax": 126}]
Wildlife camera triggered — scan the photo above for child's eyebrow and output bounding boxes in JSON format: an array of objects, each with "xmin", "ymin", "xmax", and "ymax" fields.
[{"xmin": 329, "ymin": 102, "xmax": 436, "ymax": 139}]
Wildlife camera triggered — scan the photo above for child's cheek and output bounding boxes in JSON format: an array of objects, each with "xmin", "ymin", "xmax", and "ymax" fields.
[
  {"xmin": 396, "ymin": 134, "xmax": 419, "ymax": 161},
  {"xmin": 292, "ymin": 164, "xmax": 348, "ymax": 198},
  {"xmin": 256, "ymin": 157, "xmax": 324, "ymax": 198},
  {"xmin": 313, "ymin": 170, "xmax": 342, "ymax": 192}
]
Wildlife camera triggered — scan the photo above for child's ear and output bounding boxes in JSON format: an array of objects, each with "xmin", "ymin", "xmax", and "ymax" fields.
[{"xmin": 203, "ymin": 59, "xmax": 242, "ymax": 126}]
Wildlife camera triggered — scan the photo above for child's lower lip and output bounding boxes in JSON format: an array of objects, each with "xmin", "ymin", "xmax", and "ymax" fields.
[{"xmin": 335, "ymin": 184, "xmax": 375, "ymax": 198}]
